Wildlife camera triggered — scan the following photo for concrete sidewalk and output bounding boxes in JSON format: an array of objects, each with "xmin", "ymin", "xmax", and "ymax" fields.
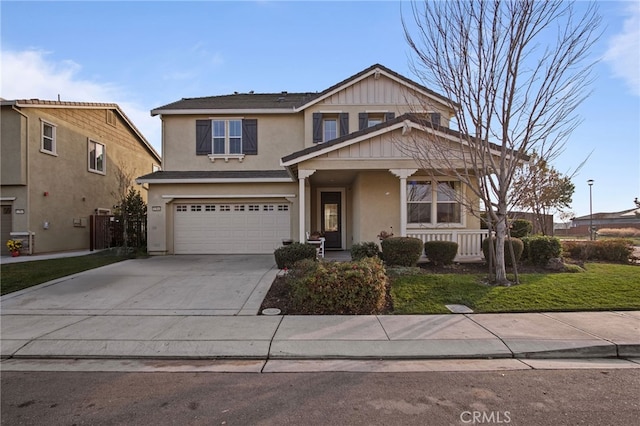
[{"xmin": 2, "ymin": 311, "xmax": 638, "ymax": 361}]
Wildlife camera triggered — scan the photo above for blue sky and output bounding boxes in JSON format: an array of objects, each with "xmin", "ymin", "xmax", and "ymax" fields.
[{"xmin": 2, "ymin": 0, "xmax": 638, "ymax": 219}]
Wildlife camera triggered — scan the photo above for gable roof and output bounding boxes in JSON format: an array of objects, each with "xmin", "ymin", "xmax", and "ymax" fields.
[
  {"xmin": 2, "ymin": 99, "xmax": 161, "ymax": 163},
  {"xmin": 280, "ymin": 113, "xmax": 511, "ymax": 167},
  {"xmin": 151, "ymin": 64, "xmax": 458, "ymax": 116}
]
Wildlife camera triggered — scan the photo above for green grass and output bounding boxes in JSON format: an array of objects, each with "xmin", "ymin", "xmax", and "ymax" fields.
[
  {"xmin": 1, "ymin": 253, "xmax": 129, "ymax": 295},
  {"xmin": 391, "ymin": 263, "xmax": 640, "ymax": 314}
]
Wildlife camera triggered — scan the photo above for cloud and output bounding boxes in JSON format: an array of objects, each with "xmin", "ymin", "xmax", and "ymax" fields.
[
  {"xmin": 604, "ymin": 3, "xmax": 640, "ymax": 96},
  {"xmin": 0, "ymin": 49, "xmax": 161, "ymax": 152}
]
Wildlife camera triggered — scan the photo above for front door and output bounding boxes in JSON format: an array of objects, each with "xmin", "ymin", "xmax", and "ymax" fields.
[{"xmin": 321, "ymin": 192, "xmax": 341, "ymax": 249}]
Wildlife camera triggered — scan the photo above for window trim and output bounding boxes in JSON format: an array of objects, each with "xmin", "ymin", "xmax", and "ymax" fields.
[
  {"xmin": 88, "ymin": 139, "xmax": 106, "ymax": 175},
  {"xmin": 40, "ymin": 119, "xmax": 57, "ymax": 156},
  {"xmin": 406, "ymin": 178, "xmax": 465, "ymax": 228},
  {"xmin": 322, "ymin": 117, "xmax": 338, "ymax": 142}
]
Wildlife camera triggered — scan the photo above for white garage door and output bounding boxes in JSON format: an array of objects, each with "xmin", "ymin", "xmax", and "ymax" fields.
[{"xmin": 174, "ymin": 203, "xmax": 291, "ymax": 254}]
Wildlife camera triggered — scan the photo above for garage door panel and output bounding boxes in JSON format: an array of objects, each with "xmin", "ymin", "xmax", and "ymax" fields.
[{"xmin": 174, "ymin": 203, "xmax": 290, "ymax": 254}]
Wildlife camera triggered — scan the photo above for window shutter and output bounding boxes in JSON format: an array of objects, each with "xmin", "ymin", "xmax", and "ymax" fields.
[
  {"xmin": 385, "ymin": 112, "xmax": 395, "ymax": 121},
  {"xmin": 196, "ymin": 120, "xmax": 212, "ymax": 155},
  {"xmin": 242, "ymin": 119, "xmax": 258, "ymax": 155},
  {"xmin": 358, "ymin": 113, "xmax": 368, "ymax": 130},
  {"xmin": 312, "ymin": 113, "xmax": 322, "ymax": 143},
  {"xmin": 339, "ymin": 112, "xmax": 349, "ymax": 137},
  {"xmin": 430, "ymin": 113, "xmax": 441, "ymax": 127}
]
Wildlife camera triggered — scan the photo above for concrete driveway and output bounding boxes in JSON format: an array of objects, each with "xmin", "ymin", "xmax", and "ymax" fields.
[{"xmin": 1, "ymin": 255, "xmax": 278, "ymax": 316}]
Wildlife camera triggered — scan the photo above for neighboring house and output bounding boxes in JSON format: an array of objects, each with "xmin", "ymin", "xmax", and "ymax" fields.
[
  {"xmin": 1, "ymin": 99, "xmax": 161, "ymax": 255},
  {"xmin": 569, "ymin": 208, "xmax": 640, "ymax": 234},
  {"xmin": 139, "ymin": 64, "xmax": 488, "ymax": 258}
]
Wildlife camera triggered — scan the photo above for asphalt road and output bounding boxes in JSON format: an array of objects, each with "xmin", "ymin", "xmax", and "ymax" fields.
[{"xmin": 2, "ymin": 369, "xmax": 639, "ymax": 425}]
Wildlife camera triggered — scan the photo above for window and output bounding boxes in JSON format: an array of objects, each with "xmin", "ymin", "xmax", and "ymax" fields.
[
  {"xmin": 323, "ymin": 118, "xmax": 337, "ymax": 142},
  {"xmin": 196, "ymin": 119, "xmax": 257, "ymax": 160},
  {"xmin": 88, "ymin": 139, "xmax": 105, "ymax": 174},
  {"xmin": 358, "ymin": 112, "xmax": 395, "ymax": 130},
  {"xmin": 367, "ymin": 116, "xmax": 383, "ymax": 127},
  {"xmin": 312, "ymin": 112, "xmax": 348, "ymax": 143},
  {"xmin": 407, "ymin": 180, "xmax": 461, "ymax": 225},
  {"xmin": 191, "ymin": 205, "xmax": 202, "ymax": 212},
  {"xmin": 41, "ymin": 120, "xmax": 56, "ymax": 155},
  {"xmin": 205, "ymin": 205, "xmax": 215, "ymax": 212},
  {"xmin": 176, "ymin": 205, "xmax": 187, "ymax": 212}
]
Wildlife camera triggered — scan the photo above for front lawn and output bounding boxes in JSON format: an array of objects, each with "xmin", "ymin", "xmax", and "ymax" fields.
[
  {"xmin": 391, "ymin": 263, "xmax": 640, "ymax": 314},
  {"xmin": 1, "ymin": 253, "xmax": 130, "ymax": 295}
]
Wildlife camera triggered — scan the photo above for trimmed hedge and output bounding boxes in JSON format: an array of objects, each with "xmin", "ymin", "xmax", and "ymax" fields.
[
  {"xmin": 527, "ymin": 236, "xmax": 562, "ymax": 266},
  {"xmin": 274, "ymin": 242, "xmax": 317, "ymax": 269},
  {"xmin": 424, "ymin": 241, "xmax": 459, "ymax": 265},
  {"xmin": 482, "ymin": 237, "xmax": 524, "ymax": 266},
  {"xmin": 510, "ymin": 219, "xmax": 533, "ymax": 238},
  {"xmin": 381, "ymin": 237, "xmax": 424, "ymax": 267},
  {"xmin": 289, "ymin": 257, "xmax": 388, "ymax": 315},
  {"xmin": 562, "ymin": 239, "xmax": 633, "ymax": 263},
  {"xmin": 351, "ymin": 241, "xmax": 381, "ymax": 261}
]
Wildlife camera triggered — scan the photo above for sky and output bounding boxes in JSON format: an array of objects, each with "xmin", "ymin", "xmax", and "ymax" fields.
[{"xmin": 1, "ymin": 0, "xmax": 638, "ymax": 219}]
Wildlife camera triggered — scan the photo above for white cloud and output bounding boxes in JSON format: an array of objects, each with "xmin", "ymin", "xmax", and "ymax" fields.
[
  {"xmin": 0, "ymin": 49, "xmax": 161, "ymax": 153},
  {"xmin": 604, "ymin": 3, "xmax": 640, "ymax": 96}
]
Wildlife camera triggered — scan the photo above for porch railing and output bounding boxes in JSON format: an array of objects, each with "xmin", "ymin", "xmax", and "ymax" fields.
[{"xmin": 407, "ymin": 229, "xmax": 489, "ymax": 260}]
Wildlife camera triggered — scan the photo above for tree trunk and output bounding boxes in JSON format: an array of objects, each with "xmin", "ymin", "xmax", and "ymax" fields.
[{"xmin": 494, "ymin": 206, "xmax": 510, "ymax": 286}]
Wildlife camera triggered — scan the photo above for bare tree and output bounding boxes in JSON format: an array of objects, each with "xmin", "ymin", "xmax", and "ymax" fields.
[{"xmin": 401, "ymin": 0, "xmax": 600, "ymax": 284}]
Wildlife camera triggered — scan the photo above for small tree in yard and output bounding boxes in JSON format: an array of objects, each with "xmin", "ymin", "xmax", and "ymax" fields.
[
  {"xmin": 510, "ymin": 152, "xmax": 575, "ymax": 235},
  {"xmin": 402, "ymin": 0, "xmax": 600, "ymax": 285},
  {"xmin": 114, "ymin": 188, "xmax": 147, "ymax": 249}
]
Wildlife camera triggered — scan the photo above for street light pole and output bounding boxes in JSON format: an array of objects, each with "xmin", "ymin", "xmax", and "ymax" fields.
[{"xmin": 588, "ymin": 179, "xmax": 594, "ymax": 240}]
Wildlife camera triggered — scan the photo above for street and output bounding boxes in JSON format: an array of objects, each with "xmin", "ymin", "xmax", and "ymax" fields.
[{"xmin": 2, "ymin": 369, "xmax": 639, "ymax": 425}]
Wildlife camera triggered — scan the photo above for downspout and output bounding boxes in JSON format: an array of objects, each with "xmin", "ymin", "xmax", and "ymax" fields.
[{"xmin": 11, "ymin": 105, "xmax": 32, "ymax": 254}]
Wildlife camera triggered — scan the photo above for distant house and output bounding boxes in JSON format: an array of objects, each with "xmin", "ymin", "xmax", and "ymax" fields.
[
  {"xmin": 138, "ymin": 64, "xmax": 519, "ymax": 259},
  {"xmin": 571, "ymin": 208, "xmax": 640, "ymax": 231},
  {"xmin": 1, "ymin": 99, "xmax": 161, "ymax": 255}
]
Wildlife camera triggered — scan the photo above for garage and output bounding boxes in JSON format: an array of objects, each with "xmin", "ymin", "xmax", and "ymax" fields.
[{"xmin": 173, "ymin": 202, "xmax": 291, "ymax": 254}]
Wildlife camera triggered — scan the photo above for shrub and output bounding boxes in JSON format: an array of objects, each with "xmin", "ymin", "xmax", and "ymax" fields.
[
  {"xmin": 562, "ymin": 239, "xmax": 633, "ymax": 263},
  {"xmin": 482, "ymin": 237, "xmax": 524, "ymax": 266},
  {"xmin": 381, "ymin": 237, "xmax": 424, "ymax": 267},
  {"xmin": 274, "ymin": 242, "xmax": 317, "ymax": 269},
  {"xmin": 527, "ymin": 236, "xmax": 562, "ymax": 266},
  {"xmin": 597, "ymin": 228, "xmax": 640, "ymax": 238},
  {"xmin": 510, "ymin": 219, "xmax": 533, "ymax": 238},
  {"xmin": 423, "ymin": 241, "xmax": 458, "ymax": 266},
  {"xmin": 289, "ymin": 257, "xmax": 388, "ymax": 315},
  {"xmin": 351, "ymin": 241, "xmax": 381, "ymax": 261}
]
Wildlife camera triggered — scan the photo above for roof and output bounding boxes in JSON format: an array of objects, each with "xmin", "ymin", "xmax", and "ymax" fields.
[
  {"xmin": 151, "ymin": 64, "xmax": 458, "ymax": 116},
  {"xmin": 573, "ymin": 208, "xmax": 639, "ymax": 221},
  {"xmin": 137, "ymin": 170, "xmax": 292, "ymax": 183},
  {"xmin": 2, "ymin": 99, "xmax": 161, "ymax": 163},
  {"xmin": 281, "ymin": 113, "xmax": 515, "ymax": 165}
]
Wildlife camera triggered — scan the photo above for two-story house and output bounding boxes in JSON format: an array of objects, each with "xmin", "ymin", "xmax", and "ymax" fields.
[
  {"xmin": 1, "ymin": 99, "xmax": 161, "ymax": 255},
  {"xmin": 139, "ymin": 64, "xmax": 487, "ymax": 257}
]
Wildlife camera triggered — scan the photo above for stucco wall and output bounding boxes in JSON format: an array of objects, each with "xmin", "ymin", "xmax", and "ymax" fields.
[
  {"xmin": 161, "ymin": 113, "xmax": 304, "ymax": 171},
  {"xmin": 352, "ymin": 172, "xmax": 400, "ymax": 244},
  {"xmin": 0, "ymin": 107, "xmax": 28, "ymax": 185}
]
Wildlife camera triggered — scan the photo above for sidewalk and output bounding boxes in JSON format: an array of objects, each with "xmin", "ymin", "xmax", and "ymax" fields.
[{"xmin": 2, "ymin": 311, "xmax": 639, "ymax": 361}]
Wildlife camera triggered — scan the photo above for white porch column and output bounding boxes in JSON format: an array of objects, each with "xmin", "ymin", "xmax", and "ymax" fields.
[
  {"xmin": 389, "ymin": 169, "xmax": 418, "ymax": 237},
  {"xmin": 298, "ymin": 169, "xmax": 316, "ymax": 242}
]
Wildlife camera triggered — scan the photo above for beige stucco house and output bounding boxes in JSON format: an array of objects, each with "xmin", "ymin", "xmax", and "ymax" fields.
[
  {"xmin": 1, "ymin": 99, "xmax": 161, "ymax": 255},
  {"xmin": 139, "ymin": 64, "xmax": 487, "ymax": 258}
]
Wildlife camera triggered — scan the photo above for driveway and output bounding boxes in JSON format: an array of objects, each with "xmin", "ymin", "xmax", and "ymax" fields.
[{"xmin": 1, "ymin": 255, "xmax": 278, "ymax": 316}]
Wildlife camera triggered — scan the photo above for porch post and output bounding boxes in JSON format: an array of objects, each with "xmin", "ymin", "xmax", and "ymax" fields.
[
  {"xmin": 389, "ymin": 169, "xmax": 418, "ymax": 237},
  {"xmin": 298, "ymin": 169, "xmax": 316, "ymax": 243}
]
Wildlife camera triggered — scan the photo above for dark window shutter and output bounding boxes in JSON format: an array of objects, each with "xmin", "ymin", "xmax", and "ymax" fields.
[
  {"xmin": 196, "ymin": 120, "xmax": 212, "ymax": 155},
  {"xmin": 339, "ymin": 112, "xmax": 349, "ymax": 137},
  {"xmin": 312, "ymin": 113, "xmax": 322, "ymax": 143},
  {"xmin": 242, "ymin": 119, "xmax": 258, "ymax": 155},
  {"xmin": 359, "ymin": 112, "xmax": 368, "ymax": 130},
  {"xmin": 430, "ymin": 113, "xmax": 441, "ymax": 127},
  {"xmin": 385, "ymin": 112, "xmax": 395, "ymax": 121}
]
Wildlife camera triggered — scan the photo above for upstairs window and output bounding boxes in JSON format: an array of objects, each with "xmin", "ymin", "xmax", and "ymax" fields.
[
  {"xmin": 41, "ymin": 120, "xmax": 57, "ymax": 155},
  {"xmin": 312, "ymin": 112, "xmax": 349, "ymax": 143},
  {"xmin": 88, "ymin": 139, "xmax": 105, "ymax": 174},
  {"xmin": 196, "ymin": 119, "xmax": 257, "ymax": 161},
  {"xmin": 358, "ymin": 112, "xmax": 395, "ymax": 130},
  {"xmin": 407, "ymin": 180, "xmax": 462, "ymax": 226}
]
